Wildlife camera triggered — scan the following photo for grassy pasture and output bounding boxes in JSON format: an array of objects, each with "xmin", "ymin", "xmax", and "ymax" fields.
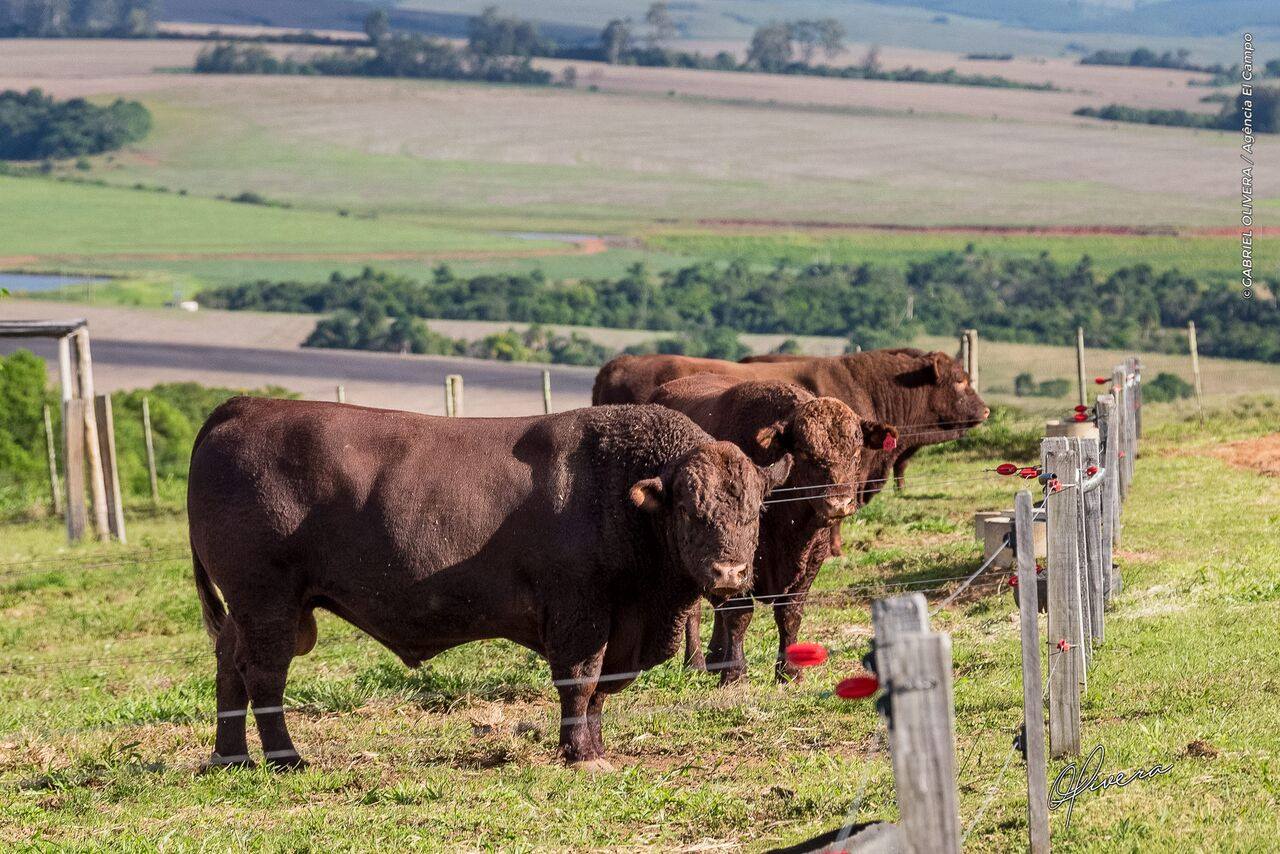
[{"xmin": 1, "ymin": 401, "xmax": 1277, "ymax": 849}]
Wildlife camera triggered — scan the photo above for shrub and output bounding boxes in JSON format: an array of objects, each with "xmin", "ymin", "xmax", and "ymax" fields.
[
  {"xmin": 0, "ymin": 89, "xmax": 152, "ymax": 160},
  {"xmin": 1144, "ymin": 371, "xmax": 1194, "ymax": 402}
]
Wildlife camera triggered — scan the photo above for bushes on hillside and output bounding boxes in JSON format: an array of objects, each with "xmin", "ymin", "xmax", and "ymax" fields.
[
  {"xmin": 0, "ymin": 89, "xmax": 152, "ymax": 159},
  {"xmin": 1075, "ymin": 87, "xmax": 1279, "ymax": 134},
  {"xmin": 1144, "ymin": 372, "xmax": 1195, "ymax": 403},
  {"xmin": 201, "ymin": 250, "xmax": 1280, "ymax": 364}
]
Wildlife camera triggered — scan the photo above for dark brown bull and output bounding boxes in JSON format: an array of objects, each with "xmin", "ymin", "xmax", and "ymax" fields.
[
  {"xmin": 649, "ymin": 375, "xmax": 894, "ymax": 683},
  {"xmin": 593, "ymin": 348, "xmax": 988, "ymax": 505},
  {"xmin": 188, "ymin": 397, "xmax": 790, "ymax": 771}
]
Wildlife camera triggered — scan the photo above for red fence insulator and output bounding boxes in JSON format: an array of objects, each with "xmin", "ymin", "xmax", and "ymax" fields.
[
  {"xmin": 1018, "ymin": 467, "xmax": 1039, "ymax": 479},
  {"xmin": 1086, "ymin": 465, "xmax": 1098, "ymax": 476},
  {"xmin": 1094, "ymin": 376, "xmax": 1108, "ymax": 384},
  {"xmin": 785, "ymin": 642, "xmax": 828, "ymax": 668},
  {"xmin": 996, "ymin": 463, "xmax": 1019, "ymax": 476},
  {"xmin": 1056, "ymin": 639, "xmax": 1072, "ymax": 652},
  {"xmin": 1074, "ymin": 405, "xmax": 1088, "ymax": 413},
  {"xmin": 1007, "ymin": 575, "xmax": 1019, "ymax": 587},
  {"xmin": 1072, "ymin": 413, "xmax": 1088, "ymax": 422},
  {"xmin": 835, "ymin": 674, "xmax": 880, "ymax": 700}
]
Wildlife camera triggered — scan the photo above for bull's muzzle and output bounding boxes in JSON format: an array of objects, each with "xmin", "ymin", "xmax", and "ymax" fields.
[{"xmin": 708, "ymin": 562, "xmax": 750, "ymax": 596}]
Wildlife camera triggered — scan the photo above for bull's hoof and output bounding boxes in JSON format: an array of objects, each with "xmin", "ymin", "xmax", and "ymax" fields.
[
  {"xmin": 568, "ymin": 757, "xmax": 615, "ymax": 773},
  {"xmin": 265, "ymin": 752, "xmax": 308, "ymax": 772},
  {"xmin": 775, "ymin": 666, "xmax": 805, "ymax": 684},
  {"xmin": 198, "ymin": 754, "xmax": 256, "ymax": 774},
  {"xmin": 685, "ymin": 653, "xmax": 707, "ymax": 672},
  {"xmin": 716, "ymin": 668, "xmax": 746, "ymax": 687}
]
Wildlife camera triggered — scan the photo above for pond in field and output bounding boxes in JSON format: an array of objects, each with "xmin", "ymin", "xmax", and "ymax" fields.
[{"xmin": 0, "ymin": 272, "xmax": 110, "ymax": 293}]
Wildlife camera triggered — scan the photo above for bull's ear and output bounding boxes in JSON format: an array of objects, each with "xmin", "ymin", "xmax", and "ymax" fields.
[
  {"xmin": 862, "ymin": 421, "xmax": 898, "ymax": 451},
  {"xmin": 753, "ymin": 420, "xmax": 788, "ymax": 453},
  {"xmin": 628, "ymin": 477, "xmax": 665, "ymax": 513},
  {"xmin": 927, "ymin": 351, "xmax": 952, "ymax": 384},
  {"xmin": 760, "ymin": 453, "xmax": 794, "ymax": 492}
]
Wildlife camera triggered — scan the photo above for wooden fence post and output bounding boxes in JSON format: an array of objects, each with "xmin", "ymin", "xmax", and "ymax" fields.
[
  {"xmin": 1095, "ymin": 394, "xmax": 1117, "ymax": 606},
  {"xmin": 1078, "ymin": 436, "xmax": 1104, "ymax": 646},
  {"xmin": 874, "ymin": 594, "xmax": 960, "ymax": 854},
  {"xmin": 1069, "ymin": 437, "xmax": 1093, "ymax": 668},
  {"xmin": 1043, "ymin": 437, "xmax": 1083, "ymax": 758},
  {"xmin": 959, "ymin": 333, "xmax": 970, "ymax": 379},
  {"xmin": 74, "ymin": 330, "xmax": 110, "ymax": 542},
  {"xmin": 94, "ymin": 394, "xmax": 126, "ymax": 544},
  {"xmin": 1112, "ymin": 365, "xmax": 1129, "ymax": 504},
  {"xmin": 542, "ymin": 370, "xmax": 552, "ymax": 414},
  {"xmin": 446, "ymin": 374, "xmax": 464, "ymax": 417},
  {"xmin": 1131, "ymin": 357, "xmax": 1142, "ymax": 443},
  {"xmin": 42, "ymin": 404, "xmax": 62, "ymax": 517},
  {"xmin": 336, "ymin": 384, "xmax": 345, "ymax": 404},
  {"xmin": 142, "ymin": 396, "xmax": 160, "ymax": 507},
  {"xmin": 965, "ymin": 329, "xmax": 979, "ymax": 392},
  {"xmin": 1014, "ymin": 491, "xmax": 1050, "ymax": 854},
  {"xmin": 1188, "ymin": 321, "xmax": 1204, "ymax": 422},
  {"xmin": 62, "ymin": 398, "xmax": 87, "ymax": 542},
  {"xmin": 1075, "ymin": 326, "xmax": 1087, "ymax": 408}
]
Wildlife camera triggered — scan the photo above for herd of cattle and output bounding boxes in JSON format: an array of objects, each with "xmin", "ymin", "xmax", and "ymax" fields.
[{"xmin": 187, "ymin": 347, "xmax": 988, "ymax": 770}]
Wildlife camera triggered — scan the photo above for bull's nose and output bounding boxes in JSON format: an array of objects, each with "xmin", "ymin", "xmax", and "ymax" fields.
[{"xmin": 710, "ymin": 562, "xmax": 749, "ymax": 595}]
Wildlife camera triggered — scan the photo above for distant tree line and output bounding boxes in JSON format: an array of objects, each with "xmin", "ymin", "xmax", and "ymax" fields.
[
  {"xmin": 200, "ymin": 252, "xmax": 1279, "ymax": 363},
  {"xmin": 195, "ymin": 8, "xmax": 551, "ymax": 85},
  {"xmin": 1075, "ymin": 87, "xmax": 1279, "ymax": 134},
  {"xmin": 558, "ymin": 7, "xmax": 1057, "ymax": 91},
  {"xmin": 1079, "ymin": 47, "xmax": 1228, "ymax": 74},
  {"xmin": 0, "ymin": 0, "xmax": 155, "ymax": 37},
  {"xmin": 0, "ymin": 88, "xmax": 151, "ymax": 159}
]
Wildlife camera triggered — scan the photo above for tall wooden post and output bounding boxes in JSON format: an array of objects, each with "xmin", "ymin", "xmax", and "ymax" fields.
[
  {"xmin": 142, "ymin": 397, "xmax": 160, "ymax": 507},
  {"xmin": 335, "ymin": 384, "xmax": 346, "ymax": 404},
  {"xmin": 94, "ymin": 394, "xmax": 126, "ymax": 543},
  {"xmin": 1043, "ymin": 437, "xmax": 1082, "ymax": 757},
  {"xmin": 959, "ymin": 333, "xmax": 970, "ymax": 379},
  {"xmin": 965, "ymin": 329, "xmax": 979, "ymax": 392},
  {"xmin": 1095, "ymin": 394, "xmax": 1118, "ymax": 605},
  {"xmin": 874, "ymin": 594, "xmax": 960, "ymax": 854},
  {"xmin": 62, "ymin": 398, "xmax": 87, "ymax": 542},
  {"xmin": 1188, "ymin": 321, "xmax": 1203, "ymax": 422},
  {"xmin": 74, "ymin": 330, "xmax": 110, "ymax": 541},
  {"xmin": 1014, "ymin": 491, "xmax": 1050, "ymax": 854},
  {"xmin": 444, "ymin": 377, "xmax": 455, "ymax": 417},
  {"xmin": 1069, "ymin": 437, "xmax": 1093, "ymax": 668},
  {"xmin": 1075, "ymin": 326, "xmax": 1087, "ymax": 407},
  {"xmin": 42, "ymin": 404, "xmax": 62, "ymax": 517},
  {"xmin": 542, "ymin": 370, "xmax": 552, "ymax": 414},
  {"xmin": 448, "ymin": 374, "xmax": 464, "ymax": 417},
  {"xmin": 1112, "ymin": 366, "xmax": 1129, "ymax": 503},
  {"xmin": 1078, "ymin": 436, "xmax": 1104, "ymax": 646}
]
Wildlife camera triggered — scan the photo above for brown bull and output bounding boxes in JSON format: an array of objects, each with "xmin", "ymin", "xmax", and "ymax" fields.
[
  {"xmin": 593, "ymin": 348, "xmax": 987, "ymax": 505},
  {"xmin": 649, "ymin": 374, "xmax": 894, "ymax": 683},
  {"xmin": 188, "ymin": 397, "xmax": 790, "ymax": 771}
]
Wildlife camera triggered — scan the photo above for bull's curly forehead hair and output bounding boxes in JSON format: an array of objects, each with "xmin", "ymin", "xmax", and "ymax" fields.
[
  {"xmin": 675, "ymin": 442, "xmax": 760, "ymax": 516},
  {"xmin": 792, "ymin": 398, "xmax": 860, "ymax": 465}
]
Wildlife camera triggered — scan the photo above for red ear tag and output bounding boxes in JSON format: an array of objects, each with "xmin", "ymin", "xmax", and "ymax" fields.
[
  {"xmin": 835, "ymin": 675, "xmax": 879, "ymax": 699},
  {"xmin": 882, "ymin": 435, "xmax": 897, "ymax": 450},
  {"xmin": 785, "ymin": 642, "xmax": 828, "ymax": 668}
]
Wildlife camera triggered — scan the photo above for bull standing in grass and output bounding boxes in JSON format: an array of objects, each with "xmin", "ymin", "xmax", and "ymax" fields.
[{"xmin": 188, "ymin": 397, "xmax": 790, "ymax": 771}]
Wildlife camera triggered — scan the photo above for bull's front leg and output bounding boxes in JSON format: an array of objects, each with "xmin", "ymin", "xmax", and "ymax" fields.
[
  {"xmin": 548, "ymin": 643, "xmax": 611, "ymax": 770},
  {"xmin": 683, "ymin": 602, "xmax": 707, "ymax": 671},
  {"xmin": 706, "ymin": 597, "xmax": 753, "ymax": 685},
  {"xmin": 773, "ymin": 601, "xmax": 806, "ymax": 683}
]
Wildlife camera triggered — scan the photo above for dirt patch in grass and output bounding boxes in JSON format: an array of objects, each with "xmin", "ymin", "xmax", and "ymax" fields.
[{"xmin": 1203, "ymin": 433, "xmax": 1280, "ymax": 477}]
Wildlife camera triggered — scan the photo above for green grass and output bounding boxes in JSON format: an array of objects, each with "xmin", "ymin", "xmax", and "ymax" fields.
[
  {"xmin": 0, "ymin": 175, "xmax": 538, "ymax": 260},
  {"xmin": 646, "ymin": 229, "xmax": 1272, "ymax": 281},
  {"xmin": 1, "ymin": 402, "xmax": 1277, "ymax": 849}
]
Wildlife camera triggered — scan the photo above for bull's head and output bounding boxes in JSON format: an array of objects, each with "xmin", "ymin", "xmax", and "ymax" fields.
[
  {"xmin": 629, "ymin": 441, "xmax": 791, "ymax": 596},
  {"xmin": 922, "ymin": 351, "xmax": 989, "ymax": 434},
  {"xmin": 753, "ymin": 397, "xmax": 897, "ymax": 520}
]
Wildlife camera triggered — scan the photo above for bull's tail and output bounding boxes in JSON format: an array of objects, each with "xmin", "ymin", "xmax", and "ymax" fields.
[{"xmin": 192, "ymin": 542, "xmax": 226, "ymax": 639}]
